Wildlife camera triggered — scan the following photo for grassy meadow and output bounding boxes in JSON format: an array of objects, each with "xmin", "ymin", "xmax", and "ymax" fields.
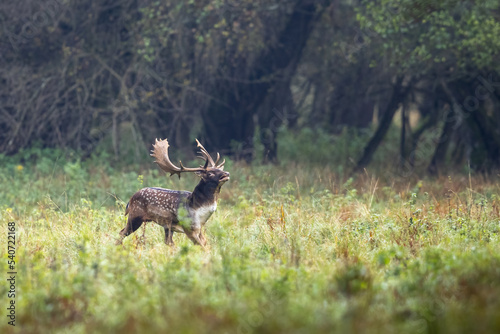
[{"xmin": 1, "ymin": 143, "xmax": 500, "ymax": 333}]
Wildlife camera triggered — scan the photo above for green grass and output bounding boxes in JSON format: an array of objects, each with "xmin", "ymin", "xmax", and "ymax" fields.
[{"xmin": 1, "ymin": 151, "xmax": 500, "ymax": 333}]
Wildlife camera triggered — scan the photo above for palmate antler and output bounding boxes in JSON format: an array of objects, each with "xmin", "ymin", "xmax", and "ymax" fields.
[{"xmin": 151, "ymin": 138, "xmax": 225, "ymax": 178}]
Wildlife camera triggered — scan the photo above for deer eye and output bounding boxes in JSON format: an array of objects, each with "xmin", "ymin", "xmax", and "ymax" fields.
[{"xmin": 208, "ymin": 172, "xmax": 214, "ymax": 177}]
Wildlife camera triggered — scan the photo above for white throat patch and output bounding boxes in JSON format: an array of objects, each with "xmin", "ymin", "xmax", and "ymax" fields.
[{"xmin": 190, "ymin": 202, "xmax": 217, "ymax": 228}]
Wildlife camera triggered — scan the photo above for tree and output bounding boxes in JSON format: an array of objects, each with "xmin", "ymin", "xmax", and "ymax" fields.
[
  {"xmin": 355, "ymin": 0, "xmax": 500, "ymax": 173},
  {"xmin": 201, "ymin": 0, "xmax": 330, "ymax": 160}
]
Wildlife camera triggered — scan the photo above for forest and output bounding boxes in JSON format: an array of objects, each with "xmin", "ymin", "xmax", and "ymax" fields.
[
  {"xmin": 2, "ymin": 0, "xmax": 500, "ymax": 174},
  {"xmin": 1, "ymin": 1, "xmax": 500, "ymax": 333}
]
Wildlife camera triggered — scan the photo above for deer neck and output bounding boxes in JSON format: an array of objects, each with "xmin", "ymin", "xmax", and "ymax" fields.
[{"xmin": 189, "ymin": 180, "xmax": 220, "ymax": 209}]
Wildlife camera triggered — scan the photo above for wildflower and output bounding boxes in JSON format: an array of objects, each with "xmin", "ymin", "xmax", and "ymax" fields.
[
  {"xmin": 6, "ymin": 208, "xmax": 12, "ymax": 213},
  {"xmin": 16, "ymin": 165, "xmax": 23, "ymax": 171}
]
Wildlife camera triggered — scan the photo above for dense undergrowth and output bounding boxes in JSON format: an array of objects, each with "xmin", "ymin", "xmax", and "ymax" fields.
[{"xmin": 1, "ymin": 135, "xmax": 500, "ymax": 333}]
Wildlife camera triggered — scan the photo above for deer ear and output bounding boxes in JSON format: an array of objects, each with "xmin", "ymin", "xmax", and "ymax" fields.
[{"xmin": 195, "ymin": 170, "xmax": 205, "ymax": 178}]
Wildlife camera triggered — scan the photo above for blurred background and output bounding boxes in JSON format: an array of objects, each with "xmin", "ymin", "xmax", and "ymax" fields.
[{"xmin": 1, "ymin": 0, "xmax": 500, "ymax": 175}]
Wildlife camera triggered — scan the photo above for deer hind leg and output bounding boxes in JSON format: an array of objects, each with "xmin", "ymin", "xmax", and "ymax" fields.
[{"xmin": 116, "ymin": 216, "xmax": 144, "ymax": 245}]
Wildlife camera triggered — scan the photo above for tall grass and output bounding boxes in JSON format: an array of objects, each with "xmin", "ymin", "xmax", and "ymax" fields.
[{"xmin": 1, "ymin": 141, "xmax": 500, "ymax": 333}]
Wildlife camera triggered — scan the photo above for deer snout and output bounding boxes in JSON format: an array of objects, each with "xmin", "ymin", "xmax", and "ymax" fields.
[{"xmin": 220, "ymin": 171, "xmax": 230, "ymax": 183}]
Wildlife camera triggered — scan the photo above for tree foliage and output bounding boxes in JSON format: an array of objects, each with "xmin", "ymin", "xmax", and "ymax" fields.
[{"xmin": 357, "ymin": 0, "xmax": 500, "ymax": 75}]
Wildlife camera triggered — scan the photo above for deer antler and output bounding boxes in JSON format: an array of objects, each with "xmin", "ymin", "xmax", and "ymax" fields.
[
  {"xmin": 151, "ymin": 138, "xmax": 225, "ymax": 177},
  {"xmin": 151, "ymin": 139, "xmax": 205, "ymax": 178},
  {"xmin": 195, "ymin": 139, "xmax": 225, "ymax": 170},
  {"xmin": 216, "ymin": 155, "xmax": 225, "ymax": 170}
]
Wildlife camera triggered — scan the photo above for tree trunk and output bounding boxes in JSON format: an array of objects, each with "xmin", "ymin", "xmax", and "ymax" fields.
[
  {"xmin": 427, "ymin": 108, "xmax": 455, "ymax": 175},
  {"xmin": 310, "ymin": 77, "xmax": 329, "ymax": 128},
  {"xmin": 328, "ymin": 53, "xmax": 376, "ymax": 131},
  {"xmin": 258, "ymin": 81, "xmax": 296, "ymax": 163},
  {"xmin": 400, "ymin": 102, "xmax": 407, "ymax": 167},
  {"xmin": 354, "ymin": 76, "xmax": 410, "ymax": 172},
  {"xmin": 427, "ymin": 80, "xmax": 461, "ymax": 175},
  {"xmin": 203, "ymin": 0, "xmax": 330, "ymax": 161},
  {"xmin": 471, "ymin": 107, "xmax": 500, "ymax": 168},
  {"xmin": 409, "ymin": 111, "xmax": 436, "ymax": 168}
]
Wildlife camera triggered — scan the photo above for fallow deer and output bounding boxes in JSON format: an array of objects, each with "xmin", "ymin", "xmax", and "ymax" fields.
[{"xmin": 116, "ymin": 138, "xmax": 229, "ymax": 248}]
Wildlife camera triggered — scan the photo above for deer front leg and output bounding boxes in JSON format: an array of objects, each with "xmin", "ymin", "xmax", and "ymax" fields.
[
  {"xmin": 163, "ymin": 226, "xmax": 174, "ymax": 246},
  {"xmin": 184, "ymin": 227, "xmax": 206, "ymax": 249},
  {"xmin": 198, "ymin": 229, "xmax": 207, "ymax": 247}
]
